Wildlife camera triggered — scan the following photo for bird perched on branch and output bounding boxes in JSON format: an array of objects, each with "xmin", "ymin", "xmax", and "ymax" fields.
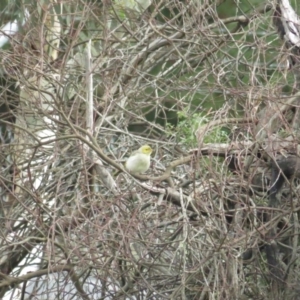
[
  {"xmin": 273, "ymin": 0, "xmax": 300, "ymax": 67},
  {"xmin": 125, "ymin": 145, "xmax": 153, "ymax": 174}
]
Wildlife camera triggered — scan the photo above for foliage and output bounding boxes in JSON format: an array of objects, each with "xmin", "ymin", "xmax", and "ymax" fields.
[{"xmin": 168, "ymin": 109, "xmax": 230, "ymax": 147}]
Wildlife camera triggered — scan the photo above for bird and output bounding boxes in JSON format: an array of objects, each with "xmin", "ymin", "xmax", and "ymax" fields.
[{"xmin": 125, "ymin": 145, "xmax": 153, "ymax": 174}]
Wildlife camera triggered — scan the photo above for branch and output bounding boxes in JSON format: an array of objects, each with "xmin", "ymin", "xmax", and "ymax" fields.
[{"xmin": 0, "ymin": 265, "xmax": 73, "ymax": 288}]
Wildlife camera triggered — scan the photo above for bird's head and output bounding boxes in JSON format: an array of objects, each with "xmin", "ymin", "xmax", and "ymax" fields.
[{"xmin": 139, "ymin": 145, "xmax": 153, "ymax": 155}]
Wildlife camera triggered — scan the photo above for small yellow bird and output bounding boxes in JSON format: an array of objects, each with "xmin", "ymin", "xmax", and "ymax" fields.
[{"xmin": 125, "ymin": 145, "xmax": 153, "ymax": 174}]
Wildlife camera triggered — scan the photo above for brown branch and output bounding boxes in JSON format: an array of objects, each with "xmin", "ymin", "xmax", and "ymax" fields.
[{"xmin": 0, "ymin": 265, "xmax": 72, "ymax": 288}]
